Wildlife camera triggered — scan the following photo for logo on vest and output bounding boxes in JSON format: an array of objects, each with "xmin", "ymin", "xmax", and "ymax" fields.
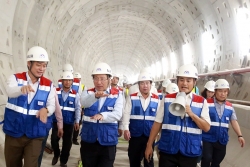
[{"xmin": 38, "ymin": 101, "xmax": 44, "ymax": 106}]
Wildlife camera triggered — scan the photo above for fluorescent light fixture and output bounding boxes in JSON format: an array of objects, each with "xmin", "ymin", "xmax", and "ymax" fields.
[
  {"xmin": 236, "ymin": 7, "xmax": 250, "ymax": 56},
  {"xmin": 182, "ymin": 43, "xmax": 192, "ymax": 64},
  {"xmin": 202, "ymin": 31, "xmax": 214, "ymax": 66},
  {"xmin": 170, "ymin": 52, "xmax": 177, "ymax": 73}
]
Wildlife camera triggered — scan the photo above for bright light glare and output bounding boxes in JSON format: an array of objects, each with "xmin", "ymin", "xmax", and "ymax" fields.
[
  {"xmin": 236, "ymin": 8, "xmax": 250, "ymax": 56},
  {"xmin": 182, "ymin": 43, "xmax": 192, "ymax": 64},
  {"xmin": 151, "ymin": 64, "xmax": 156, "ymax": 78},
  {"xmin": 170, "ymin": 52, "xmax": 177, "ymax": 73},
  {"xmin": 202, "ymin": 31, "xmax": 214, "ymax": 66},
  {"xmin": 162, "ymin": 57, "xmax": 168, "ymax": 76},
  {"xmin": 156, "ymin": 61, "xmax": 162, "ymax": 78}
]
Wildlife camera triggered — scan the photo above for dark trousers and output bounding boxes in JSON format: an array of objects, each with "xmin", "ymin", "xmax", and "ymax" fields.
[
  {"xmin": 51, "ymin": 122, "xmax": 74, "ymax": 164},
  {"xmin": 4, "ymin": 134, "xmax": 44, "ymax": 167},
  {"xmin": 38, "ymin": 131, "xmax": 49, "ymax": 167},
  {"xmin": 80, "ymin": 140, "xmax": 116, "ymax": 167},
  {"xmin": 73, "ymin": 114, "xmax": 83, "ymax": 141},
  {"xmin": 128, "ymin": 135, "xmax": 154, "ymax": 167},
  {"xmin": 201, "ymin": 141, "xmax": 226, "ymax": 167},
  {"xmin": 159, "ymin": 151, "xmax": 198, "ymax": 167}
]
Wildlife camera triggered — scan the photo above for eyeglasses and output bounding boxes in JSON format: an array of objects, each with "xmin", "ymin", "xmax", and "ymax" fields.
[
  {"xmin": 93, "ymin": 77, "xmax": 109, "ymax": 82},
  {"xmin": 139, "ymin": 81, "xmax": 151, "ymax": 86}
]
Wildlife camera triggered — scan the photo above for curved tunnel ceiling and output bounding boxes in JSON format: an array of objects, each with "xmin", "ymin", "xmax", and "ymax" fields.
[{"xmin": 2, "ymin": 0, "xmax": 247, "ymax": 87}]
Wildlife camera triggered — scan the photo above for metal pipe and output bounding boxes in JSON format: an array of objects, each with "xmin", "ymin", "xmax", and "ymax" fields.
[
  {"xmin": 227, "ymin": 99, "xmax": 250, "ymax": 106},
  {"xmin": 198, "ymin": 67, "xmax": 250, "ymax": 77}
]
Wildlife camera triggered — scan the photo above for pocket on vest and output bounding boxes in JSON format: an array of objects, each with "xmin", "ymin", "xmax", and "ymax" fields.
[
  {"xmin": 81, "ymin": 123, "xmax": 96, "ymax": 142},
  {"xmin": 4, "ymin": 110, "xmax": 22, "ymax": 131}
]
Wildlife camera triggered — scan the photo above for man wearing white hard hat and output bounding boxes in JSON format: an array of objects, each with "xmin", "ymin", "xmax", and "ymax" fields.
[
  {"xmin": 145, "ymin": 64, "xmax": 211, "ymax": 167},
  {"xmin": 51, "ymin": 71, "xmax": 81, "ymax": 167},
  {"xmin": 3, "ymin": 46, "xmax": 55, "ymax": 167},
  {"xmin": 158, "ymin": 79, "xmax": 172, "ymax": 100},
  {"xmin": 123, "ymin": 72, "xmax": 160, "ymax": 167},
  {"xmin": 129, "ymin": 67, "xmax": 158, "ymax": 95},
  {"xmin": 58, "ymin": 64, "xmax": 82, "ymax": 94},
  {"xmin": 201, "ymin": 79, "xmax": 245, "ymax": 167},
  {"xmin": 80, "ymin": 62, "xmax": 123, "ymax": 167}
]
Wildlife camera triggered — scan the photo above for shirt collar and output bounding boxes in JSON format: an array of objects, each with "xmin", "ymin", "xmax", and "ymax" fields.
[
  {"xmin": 214, "ymin": 97, "xmax": 225, "ymax": 104},
  {"xmin": 26, "ymin": 72, "xmax": 40, "ymax": 84},
  {"xmin": 137, "ymin": 91, "xmax": 152, "ymax": 97},
  {"xmin": 177, "ymin": 91, "xmax": 193, "ymax": 99},
  {"xmin": 61, "ymin": 87, "xmax": 73, "ymax": 93},
  {"xmin": 94, "ymin": 87, "xmax": 110, "ymax": 94}
]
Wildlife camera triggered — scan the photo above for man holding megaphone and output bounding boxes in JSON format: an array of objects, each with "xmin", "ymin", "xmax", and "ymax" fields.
[{"xmin": 145, "ymin": 64, "xmax": 211, "ymax": 167}]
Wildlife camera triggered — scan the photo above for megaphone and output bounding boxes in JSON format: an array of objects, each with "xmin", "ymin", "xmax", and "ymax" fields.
[{"xmin": 169, "ymin": 92, "xmax": 186, "ymax": 118}]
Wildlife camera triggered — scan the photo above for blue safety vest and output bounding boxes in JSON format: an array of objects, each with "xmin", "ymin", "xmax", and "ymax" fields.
[
  {"xmin": 81, "ymin": 88, "xmax": 120, "ymax": 146},
  {"xmin": 56, "ymin": 88, "xmax": 77, "ymax": 125},
  {"xmin": 3, "ymin": 72, "xmax": 51, "ymax": 138},
  {"xmin": 159, "ymin": 93, "xmax": 204, "ymax": 157},
  {"xmin": 129, "ymin": 93, "xmax": 159, "ymax": 137},
  {"xmin": 202, "ymin": 98, "xmax": 232, "ymax": 145}
]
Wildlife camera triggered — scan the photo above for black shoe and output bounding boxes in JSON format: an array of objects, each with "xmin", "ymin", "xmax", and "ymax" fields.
[
  {"xmin": 60, "ymin": 162, "xmax": 67, "ymax": 167},
  {"xmin": 52, "ymin": 156, "xmax": 59, "ymax": 165},
  {"xmin": 73, "ymin": 140, "xmax": 79, "ymax": 145}
]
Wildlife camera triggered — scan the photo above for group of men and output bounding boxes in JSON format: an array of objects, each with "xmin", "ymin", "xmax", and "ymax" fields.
[{"xmin": 1, "ymin": 46, "xmax": 245, "ymax": 167}]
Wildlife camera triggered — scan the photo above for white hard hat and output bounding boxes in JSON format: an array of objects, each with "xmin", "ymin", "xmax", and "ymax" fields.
[
  {"xmin": 204, "ymin": 80, "xmax": 215, "ymax": 92},
  {"xmin": 162, "ymin": 79, "xmax": 171, "ymax": 88},
  {"xmin": 166, "ymin": 83, "xmax": 179, "ymax": 94},
  {"xmin": 92, "ymin": 62, "xmax": 112, "ymax": 76},
  {"xmin": 112, "ymin": 73, "xmax": 120, "ymax": 79},
  {"xmin": 138, "ymin": 72, "xmax": 152, "ymax": 82},
  {"xmin": 61, "ymin": 71, "xmax": 73, "ymax": 80},
  {"xmin": 27, "ymin": 46, "xmax": 49, "ymax": 62},
  {"xmin": 63, "ymin": 64, "xmax": 74, "ymax": 73},
  {"xmin": 215, "ymin": 79, "xmax": 230, "ymax": 90},
  {"xmin": 176, "ymin": 64, "xmax": 198, "ymax": 79},
  {"xmin": 74, "ymin": 72, "xmax": 81, "ymax": 79}
]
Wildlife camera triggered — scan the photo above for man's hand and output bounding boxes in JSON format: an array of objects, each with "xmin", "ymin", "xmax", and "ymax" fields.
[
  {"xmin": 145, "ymin": 144, "xmax": 153, "ymax": 163},
  {"xmin": 21, "ymin": 85, "xmax": 35, "ymax": 94},
  {"xmin": 238, "ymin": 137, "xmax": 245, "ymax": 147},
  {"xmin": 74, "ymin": 123, "xmax": 80, "ymax": 131},
  {"xmin": 36, "ymin": 108, "xmax": 48, "ymax": 123},
  {"xmin": 118, "ymin": 129, "xmax": 123, "ymax": 137},
  {"xmin": 124, "ymin": 130, "xmax": 131, "ymax": 141},
  {"xmin": 95, "ymin": 91, "xmax": 109, "ymax": 98},
  {"xmin": 91, "ymin": 114, "xmax": 103, "ymax": 121},
  {"xmin": 185, "ymin": 105, "xmax": 194, "ymax": 117},
  {"xmin": 58, "ymin": 128, "xmax": 63, "ymax": 138}
]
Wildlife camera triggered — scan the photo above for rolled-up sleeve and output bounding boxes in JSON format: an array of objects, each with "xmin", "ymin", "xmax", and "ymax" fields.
[
  {"xmin": 75, "ymin": 93, "xmax": 82, "ymax": 123},
  {"xmin": 81, "ymin": 90, "xmax": 98, "ymax": 108},
  {"xmin": 101, "ymin": 92, "xmax": 123, "ymax": 123},
  {"xmin": 122, "ymin": 95, "xmax": 132, "ymax": 130},
  {"xmin": 154, "ymin": 98, "xmax": 164, "ymax": 123},
  {"xmin": 54, "ymin": 88, "xmax": 63, "ymax": 129},
  {"xmin": 201, "ymin": 99, "xmax": 211, "ymax": 125},
  {"xmin": 46, "ymin": 84, "xmax": 56, "ymax": 116},
  {"xmin": 6, "ymin": 74, "xmax": 23, "ymax": 98}
]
